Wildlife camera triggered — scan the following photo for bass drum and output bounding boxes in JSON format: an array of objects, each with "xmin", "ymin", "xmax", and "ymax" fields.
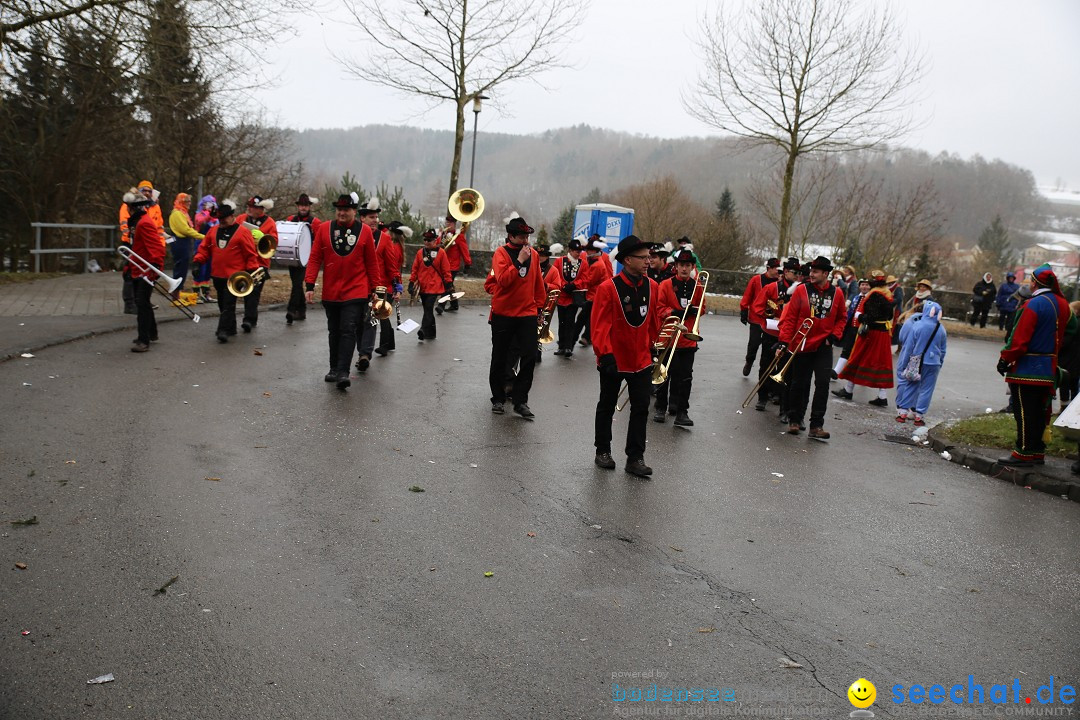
[{"xmin": 274, "ymin": 221, "xmax": 312, "ymax": 267}]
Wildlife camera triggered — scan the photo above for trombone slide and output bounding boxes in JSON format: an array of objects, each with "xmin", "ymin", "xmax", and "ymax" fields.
[{"xmin": 117, "ymin": 245, "xmax": 200, "ymax": 322}]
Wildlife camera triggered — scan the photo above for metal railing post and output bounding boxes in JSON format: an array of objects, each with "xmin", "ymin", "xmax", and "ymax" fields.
[{"xmin": 34, "ymin": 225, "xmax": 41, "ymax": 273}]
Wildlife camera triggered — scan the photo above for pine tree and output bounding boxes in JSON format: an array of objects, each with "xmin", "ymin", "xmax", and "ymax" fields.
[
  {"xmin": 911, "ymin": 242, "xmax": 937, "ymax": 281},
  {"xmin": 552, "ymin": 204, "xmax": 574, "ymax": 244},
  {"xmin": 975, "ymin": 215, "xmax": 1015, "ymax": 273},
  {"xmin": 536, "ymin": 225, "xmax": 549, "ymax": 246}
]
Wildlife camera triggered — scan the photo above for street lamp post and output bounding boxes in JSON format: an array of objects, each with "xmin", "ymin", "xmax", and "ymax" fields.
[{"xmin": 468, "ymin": 94, "xmax": 489, "ymax": 189}]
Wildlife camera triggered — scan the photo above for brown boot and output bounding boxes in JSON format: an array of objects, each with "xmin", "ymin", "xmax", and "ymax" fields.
[
  {"xmin": 788, "ymin": 423, "xmax": 801, "ymax": 435},
  {"xmin": 808, "ymin": 427, "xmax": 830, "ymax": 440}
]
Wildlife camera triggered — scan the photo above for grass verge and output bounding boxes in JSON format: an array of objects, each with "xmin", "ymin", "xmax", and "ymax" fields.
[{"xmin": 943, "ymin": 413, "xmax": 1077, "ymax": 459}]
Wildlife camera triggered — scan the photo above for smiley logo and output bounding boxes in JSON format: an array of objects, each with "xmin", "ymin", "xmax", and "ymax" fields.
[{"xmin": 848, "ymin": 678, "xmax": 876, "ymax": 709}]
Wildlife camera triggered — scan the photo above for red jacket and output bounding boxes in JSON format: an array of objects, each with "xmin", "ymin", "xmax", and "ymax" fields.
[
  {"xmin": 410, "ymin": 247, "xmax": 452, "ymax": 294},
  {"xmin": 444, "ymin": 230, "xmax": 472, "ymax": 272},
  {"xmin": 544, "ymin": 255, "xmax": 592, "ymax": 307},
  {"xmin": 236, "ymin": 213, "xmax": 278, "ymax": 269},
  {"xmin": 129, "ymin": 212, "xmax": 165, "ymax": 280},
  {"xmin": 657, "ymin": 275, "xmax": 702, "ymax": 350},
  {"xmin": 585, "ymin": 253, "xmax": 613, "ymax": 301},
  {"xmin": 193, "ymin": 223, "xmax": 259, "ymax": 279},
  {"xmin": 490, "ymin": 243, "xmax": 546, "ymax": 318},
  {"xmin": 756, "ymin": 279, "xmax": 792, "ymax": 337},
  {"xmin": 305, "ymin": 220, "xmax": 383, "ymax": 302},
  {"xmin": 778, "ymin": 281, "xmax": 846, "ymax": 352},
  {"xmin": 376, "ymin": 236, "xmax": 404, "ymax": 289},
  {"xmin": 592, "ymin": 271, "xmax": 665, "ymax": 373},
  {"xmin": 741, "ymin": 273, "xmax": 777, "ymax": 325}
]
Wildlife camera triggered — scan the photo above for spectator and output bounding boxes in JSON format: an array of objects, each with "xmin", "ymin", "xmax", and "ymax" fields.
[
  {"xmin": 895, "ymin": 300, "xmax": 947, "ymax": 426},
  {"xmin": 996, "ymin": 272, "xmax": 1020, "ymax": 333},
  {"xmin": 836, "ymin": 269, "xmax": 894, "ymax": 406},
  {"xmin": 167, "ymin": 193, "xmax": 204, "ymax": 299},
  {"xmin": 1058, "ymin": 300, "xmax": 1080, "ymax": 411},
  {"xmin": 970, "ymin": 272, "xmax": 995, "ymax": 327},
  {"xmin": 193, "ymin": 195, "xmax": 217, "ymax": 303}
]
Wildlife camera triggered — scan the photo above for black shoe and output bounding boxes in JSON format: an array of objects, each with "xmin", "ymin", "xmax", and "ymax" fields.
[
  {"xmin": 514, "ymin": 403, "xmax": 535, "ymax": 419},
  {"xmin": 374, "ymin": 347, "xmax": 389, "ymax": 357},
  {"xmin": 868, "ymin": 397, "xmax": 888, "ymax": 407},
  {"xmin": 830, "ymin": 370, "xmax": 838, "ymax": 380},
  {"xmin": 148, "ymin": 335, "xmax": 158, "ymax": 342},
  {"xmin": 564, "ymin": 350, "xmax": 573, "ymax": 359},
  {"xmin": 417, "ymin": 330, "xmax": 425, "ymax": 340},
  {"xmin": 832, "ymin": 389, "xmax": 853, "ymax": 400},
  {"xmin": 653, "ymin": 409, "xmax": 666, "ymax": 423},
  {"xmin": 124, "ymin": 306, "xmax": 137, "ymax": 315},
  {"xmin": 625, "ymin": 458, "xmax": 653, "ymax": 478},
  {"xmin": 595, "ymin": 452, "xmax": 616, "ymax": 470},
  {"xmin": 674, "ymin": 412, "xmax": 694, "ymax": 427},
  {"xmin": 755, "ymin": 400, "xmax": 767, "ymax": 411},
  {"xmin": 335, "ymin": 371, "xmax": 351, "ymax": 390},
  {"xmin": 216, "ymin": 332, "xmax": 228, "ymax": 343},
  {"xmin": 742, "ymin": 360, "xmax": 752, "ymax": 376},
  {"xmin": 130, "ymin": 341, "xmax": 149, "ymax": 353},
  {"xmin": 356, "ymin": 355, "xmax": 370, "ymax": 372},
  {"xmin": 997, "ymin": 455, "xmax": 1034, "ymax": 468},
  {"xmin": 435, "ymin": 305, "xmax": 443, "ymax": 315},
  {"xmin": 553, "ymin": 349, "xmax": 564, "ymax": 356},
  {"xmin": 447, "ymin": 304, "xmax": 459, "ymax": 312},
  {"xmin": 286, "ymin": 312, "xmax": 293, "ymax": 325},
  {"xmin": 324, "ymin": 371, "xmax": 337, "ymax": 382},
  {"xmin": 579, "ymin": 337, "xmax": 590, "ymax": 347},
  {"xmin": 491, "ymin": 402, "xmax": 505, "ymax": 415},
  {"xmin": 242, "ymin": 321, "xmax": 252, "ymax": 333}
]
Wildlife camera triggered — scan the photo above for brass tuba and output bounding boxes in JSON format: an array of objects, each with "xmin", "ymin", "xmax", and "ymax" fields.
[
  {"xmin": 537, "ymin": 289, "xmax": 561, "ymax": 343},
  {"xmin": 445, "ymin": 188, "xmax": 484, "ymax": 249},
  {"xmin": 227, "ymin": 267, "xmax": 267, "ymax": 297}
]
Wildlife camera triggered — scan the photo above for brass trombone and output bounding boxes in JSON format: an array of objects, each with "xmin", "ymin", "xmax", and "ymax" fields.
[
  {"xmin": 227, "ymin": 267, "xmax": 267, "ymax": 297},
  {"xmin": 740, "ymin": 318, "xmax": 814, "ymax": 408},
  {"xmin": 117, "ymin": 245, "xmax": 201, "ymax": 322},
  {"xmin": 537, "ymin": 289, "xmax": 561, "ymax": 343},
  {"xmin": 651, "ymin": 270, "xmax": 710, "ymax": 384}
]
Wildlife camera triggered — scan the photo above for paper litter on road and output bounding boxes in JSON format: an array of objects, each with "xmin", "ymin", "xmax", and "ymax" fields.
[
  {"xmin": 22, "ymin": 383, "xmax": 31, "ymax": 387},
  {"xmin": 397, "ymin": 319, "xmax": 419, "ymax": 333},
  {"xmin": 771, "ymin": 472, "xmax": 784, "ymax": 478},
  {"xmin": 940, "ymin": 451, "xmax": 952, "ymax": 461},
  {"xmin": 20, "ymin": 353, "xmax": 33, "ymax": 358},
  {"xmin": 87, "ymin": 673, "xmax": 115, "ymax": 685}
]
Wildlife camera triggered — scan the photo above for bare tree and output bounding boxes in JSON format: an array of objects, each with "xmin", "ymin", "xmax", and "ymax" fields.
[
  {"xmin": 337, "ymin": 0, "xmax": 587, "ymax": 197},
  {"xmin": 686, "ymin": 0, "xmax": 924, "ymax": 259}
]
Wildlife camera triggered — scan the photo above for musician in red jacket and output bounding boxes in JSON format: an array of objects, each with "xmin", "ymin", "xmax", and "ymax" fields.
[
  {"xmin": 544, "ymin": 237, "xmax": 592, "ymax": 358},
  {"xmin": 776, "ymin": 256, "xmax": 846, "ymax": 439},
  {"xmin": 410, "ymin": 228, "xmax": 453, "ymax": 341},
  {"xmin": 654, "ymin": 249, "xmax": 704, "ymax": 427},
  {"xmin": 235, "ymin": 196, "xmax": 277, "ymax": 333},
  {"xmin": 374, "ymin": 220, "xmax": 409, "ymax": 355},
  {"xmin": 438, "ymin": 215, "xmax": 472, "ymax": 313},
  {"xmin": 592, "ymin": 235, "xmax": 665, "ymax": 478},
  {"xmin": 580, "ymin": 235, "xmax": 613, "ymax": 346},
  {"xmin": 740, "ymin": 257, "xmax": 781, "ymax": 376},
  {"xmin": 355, "ymin": 197, "xmax": 384, "ymax": 372},
  {"xmin": 192, "ymin": 199, "xmax": 260, "ymax": 343},
  {"xmin": 304, "ymin": 193, "xmax": 383, "ymax": 390},
  {"xmin": 125, "ymin": 191, "xmax": 163, "ymax": 352},
  {"xmin": 488, "ymin": 214, "xmax": 546, "ymax": 418},
  {"xmin": 752, "ymin": 257, "xmax": 800, "ymax": 413},
  {"xmin": 284, "ymin": 193, "xmax": 322, "ymax": 324}
]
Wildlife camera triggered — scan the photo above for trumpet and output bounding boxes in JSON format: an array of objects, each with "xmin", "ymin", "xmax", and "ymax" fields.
[
  {"xmin": 537, "ymin": 288, "xmax": 560, "ymax": 343},
  {"xmin": 227, "ymin": 267, "xmax": 267, "ymax": 297},
  {"xmin": 741, "ymin": 318, "xmax": 814, "ymax": 408},
  {"xmin": 117, "ymin": 245, "xmax": 200, "ymax": 322}
]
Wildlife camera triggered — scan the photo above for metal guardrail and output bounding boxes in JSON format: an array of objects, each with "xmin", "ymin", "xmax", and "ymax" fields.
[{"xmin": 30, "ymin": 223, "xmax": 119, "ymax": 273}]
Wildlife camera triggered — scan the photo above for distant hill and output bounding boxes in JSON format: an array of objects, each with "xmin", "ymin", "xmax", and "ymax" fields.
[{"xmin": 288, "ymin": 124, "xmax": 1045, "ymax": 245}]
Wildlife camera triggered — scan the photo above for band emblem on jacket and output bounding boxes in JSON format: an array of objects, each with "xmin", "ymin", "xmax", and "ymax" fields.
[
  {"xmin": 331, "ymin": 222, "xmax": 359, "ymax": 254},
  {"xmin": 808, "ymin": 285, "xmax": 835, "ymax": 318}
]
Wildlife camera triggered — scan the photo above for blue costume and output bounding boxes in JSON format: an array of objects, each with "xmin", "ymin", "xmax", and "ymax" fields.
[
  {"xmin": 895, "ymin": 301, "xmax": 947, "ymax": 421},
  {"xmin": 995, "ymin": 277, "xmax": 1020, "ymax": 333}
]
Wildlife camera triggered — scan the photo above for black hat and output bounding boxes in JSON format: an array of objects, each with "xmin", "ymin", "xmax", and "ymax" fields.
[
  {"xmin": 766, "ymin": 257, "xmax": 781, "ymax": 269},
  {"xmin": 651, "ymin": 243, "xmax": 671, "ymax": 258},
  {"xmin": 123, "ymin": 190, "xmax": 152, "ymax": 208},
  {"xmin": 783, "ymin": 257, "xmax": 801, "ymax": 270},
  {"xmin": 536, "ymin": 244, "xmax": 552, "ymax": 257},
  {"xmin": 505, "ymin": 215, "xmax": 534, "ymax": 236},
  {"xmin": 332, "ymin": 192, "xmax": 359, "ymax": 209},
  {"xmin": 800, "ymin": 262, "xmax": 812, "ymax": 277},
  {"xmin": 358, "ymin": 196, "xmax": 380, "ymax": 215},
  {"xmin": 422, "ymin": 228, "xmax": 438, "ymax": 241},
  {"xmin": 809, "ymin": 256, "xmax": 833, "ymax": 272},
  {"xmin": 672, "ymin": 248, "xmax": 697, "ymax": 265},
  {"xmin": 569, "ymin": 238, "xmax": 583, "ymax": 251},
  {"xmin": 614, "ymin": 234, "xmax": 651, "ymax": 262},
  {"xmin": 677, "ymin": 235, "xmax": 691, "ymax": 245},
  {"xmin": 295, "ymin": 193, "xmax": 315, "ymax": 205},
  {"xmin": 214, "ymin": 199, "xmax": 237, "ymax": 219}
]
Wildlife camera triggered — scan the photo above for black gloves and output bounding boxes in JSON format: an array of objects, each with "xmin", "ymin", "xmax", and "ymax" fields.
[
  {"xmin": 996, "ymin": 358, "xmax": 1010, "ymax": 377},
  {"xmin": 191, "ymin": 263, "xmax": 201, "ymax": 277},
  {"xmin": 464, "ymin": 263, "xmax": 471, "ymax": 274},
  {"xmin": 598, "ymin": 353, "xmax": 618, "ymax": 377},
  {"xmin": 740, "ymin": 309, "xmax": 749, "ymax": 325},
  {"xmin": 444, "ymin": 282, "xmax": 454, "ymax": 294},
  {"xmin": 407, "ymin": 282, "xmax": 416, "ymax": 296},
  {"xmin": 565, "ymin": 282, "xmax": 577, "ymax": 293}
]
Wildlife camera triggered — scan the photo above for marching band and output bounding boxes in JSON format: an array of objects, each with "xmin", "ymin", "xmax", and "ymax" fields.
[{"xmin": 122, "ymin": 183, "xmax": 864, "ymax": 478}]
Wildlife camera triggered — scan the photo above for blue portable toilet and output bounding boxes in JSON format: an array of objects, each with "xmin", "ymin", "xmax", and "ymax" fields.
[{"xmin": 573, "ymin": 203, "xmax": 635, "ymax": 271}]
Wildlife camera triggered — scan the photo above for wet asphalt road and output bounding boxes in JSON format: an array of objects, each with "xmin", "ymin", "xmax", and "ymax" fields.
[{"xmin": 1, "ymin": 308, "xmax": 1078, "ymax": 719}]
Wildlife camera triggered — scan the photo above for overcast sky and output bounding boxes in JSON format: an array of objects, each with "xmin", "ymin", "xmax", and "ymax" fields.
[{"xmin": 259, "ymin": 0, "xmax": 1080, "ymax": 189}]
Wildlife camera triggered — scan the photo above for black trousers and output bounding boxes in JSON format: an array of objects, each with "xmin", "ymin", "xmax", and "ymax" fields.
[
  {"xmin": 287, "ymin": 265, "xmax": 307, "ymax": 318},
  {"xmin": 757, "ymin": 335, "xmax": 784, "ymax": 404},
  {"xmin": 322, "ymin": 299, "xmax": 367, "ymax": 373},
  {"xmin": 420, "ymin": 293, "xmax": 438, "ymax": 338},
  {"xmin": 379, "ymin": 318, "xmax": 396, "ymax": 350},
  {"xmin": 745, "ymin": 323, "xmax": 764, "ymax": 365},
  {"xmin": 489, "ymin": 314, "xmax": 537, "ymax": 405},
  {"xmin": 357, "ymin": 306, "xmax": 376, "ymax": 357},
  {"xmin": 998, "ymin": 310, "xmax": 1016, "ymax": 333},
  {"xmin": 133, "ymin": 278, "xmax": 157, "ymax": 343},
  {"xmin": 970, "ymin": 304, "xmax": 990, "ymax": 327},
  {"xmin": 838, "ymin": 324, "xmax": 857, "ymax": 359},
  {"xmin": 242, "ymin": 274, "xmax": 265, "ymax": 326},
  {"xmin": 787, "ymin": 343, "xmax": 833, "ymax": 429},
  {"xmin": 212, "ymin": 277, "xmax": 238, "ymax": 335},
  {"xmin": 581, "ymin": 300, "xmax": 594, "ymax": 342},
  {"xmin": 654, "ymin": 348, "xmax": 696, "ymax": 412},
  {"xmin": 1010, "ymin": 382, "xmax": 1053, "ymax": 460},
  {"xmin": 595, "ymin": 367, "xmax": 651, "ymax": 459},
  {"xmin": 122, "ymin": 268, "xmax": 135, "ymax": 310},
  {"xmin": 556, "ymin": 302, "xmax": 586, "ymax": 351}
]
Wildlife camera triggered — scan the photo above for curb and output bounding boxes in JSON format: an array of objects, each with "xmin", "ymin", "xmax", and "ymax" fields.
[{"xmin": 926, "ymin": 424, "xmax": 1080, "ymax": 504}]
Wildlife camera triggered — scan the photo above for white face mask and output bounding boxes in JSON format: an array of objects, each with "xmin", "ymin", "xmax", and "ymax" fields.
[{"xmin": 916, "ymin": 289, "xmax": 931, "ymax": 299}]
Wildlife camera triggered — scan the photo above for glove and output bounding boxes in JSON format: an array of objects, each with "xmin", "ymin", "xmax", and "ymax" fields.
[
  {"xmin": 393, "ymin": 282, "xmax": 404, "ymax": 294},
  {"xmin": 464, "ymin": 263, "xmax": 472, "ymax": 274},
  {"xmin": 996, "ymin": 358, "xmax": 1010, "ymax": 377},
  {"xmin": 598, "ymin": 353, "xmax": 618, "ymax": 377},
  {"xmin": 191, "ymin": 263, "xmax": 202, "ymax": 277},
  {"xmin": 407, "ymin": 282, "xmax": 416, "ymax": 296},
  {"xmin": 740, "ymin": 309, "xmax": 749, "ymax": 325},
  {"xmin": 444, "ymin": 282, "xmax": 454, "ymax": 294},
  {"xmin": 565, "ymin": 282, "xmax": 577, "ymax": 293}
]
